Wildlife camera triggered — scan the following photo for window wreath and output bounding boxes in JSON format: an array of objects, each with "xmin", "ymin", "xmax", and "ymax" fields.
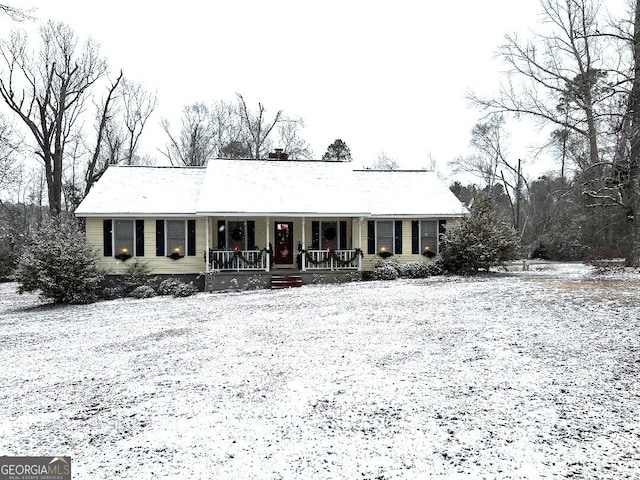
[
  {"xmin": 230, "ymin": 225, "xmax": 244, "ymax": 242},
  {"xmin": 323, "ymin": 225, "xmax": 337, "ymax": 241}
]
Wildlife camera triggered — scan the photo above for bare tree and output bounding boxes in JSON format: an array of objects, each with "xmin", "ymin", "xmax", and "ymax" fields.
[
  {"xmin": 84, "ymin": 70, "xmax": 123, "ymax": 195},
  {"xmin": 236, "ymin": 93, "xmax": 283, "ymax": 159},
  {"xmin": 121, "ymin": 79, "xmax": 156, "ymax": 165},
  {"xmin": 450, "ymin": 115, "xmax": 528, "ymax": 231},
  {"xmin": 468, "ymin": 0, "xmax": 615, "ymax": 176},
  {"xmin": 371, "ymin": 151, "xmax": 399, "ymax": 170},
  {"xmin": 0, "ymin": 112, "xmax": 21, "ymax": 193},
  {"xmin": 0, "ymin": 4, "xmax": 34, "ymax": 22},
  {"xmin": 0, "ymin": 21, "xmax": 107, "ymax": 214},
  {"xmin": 161, "ymin": 103, "xmax": 217, "ymax": 166},
  {"xmin": 276, "ymin": 117, "xmax": 313, "ymax": 160},
  {"xmin": 210, "ymin": 100, "xmax": 244, "ymax": 158}
]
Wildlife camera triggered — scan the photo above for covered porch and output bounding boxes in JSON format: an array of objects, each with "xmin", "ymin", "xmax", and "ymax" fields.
[{"xmin": 203, "ymin": 216, "xmax": 364, "ymax": 273}]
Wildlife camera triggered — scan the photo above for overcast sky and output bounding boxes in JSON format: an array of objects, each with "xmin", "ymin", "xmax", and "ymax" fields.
[{"xmin": 6, "ymin": 1, "xmax": 555, "ymax": 177}]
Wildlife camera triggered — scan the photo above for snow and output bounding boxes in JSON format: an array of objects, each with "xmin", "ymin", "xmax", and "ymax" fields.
[
  {"xmin": 74, "ymin": 166, "xmax": 205, "ymax": 216},
  {"xmin": 76, "ymin": 161, "xmax": 467, "ymax": 219},
  {"xmin": 196, "ymin": 159, "xmax": 468, "ymax": 217},
  {"xmin": 197, "ymin": 159, "xmax": 366, "ymax": 217},
  {"xmin": 1, "ymin": 262, "xmax": 639, "ymax": 478}
]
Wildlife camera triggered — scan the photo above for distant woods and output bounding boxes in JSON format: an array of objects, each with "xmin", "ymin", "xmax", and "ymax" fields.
[{"xmin": 453, "ymin": 0, "xmax": 640, "ymax": 266}]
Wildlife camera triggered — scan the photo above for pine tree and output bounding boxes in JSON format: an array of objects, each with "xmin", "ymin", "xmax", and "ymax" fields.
[
  {"xmin": 441, "ymin": 194, "xmax": 519, "ymax": 273},
  {"xmin": 321, "ymin": 139, "xmax": 352, "ymax": 162},
  {"xmin": 15, "ymin": 216, "xmax": 103, "ymax": 303}
]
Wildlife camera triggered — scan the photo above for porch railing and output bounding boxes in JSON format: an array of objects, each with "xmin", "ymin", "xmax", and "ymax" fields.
[
  {"xmin": 303, "ymin": 249, "xmax": 362, "ymax": 271},
  {"xmin": 209, "ymin": 249, "xmax": 268, "ymax": 271},
  {"xmin": 207, "ymin": 248, "xmax": 362, "ymax": 272}
]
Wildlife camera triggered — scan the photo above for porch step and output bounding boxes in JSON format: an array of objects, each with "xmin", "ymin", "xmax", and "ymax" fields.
[{"xmin": 271, "ymin": 274, "xmax": 303, "ymax": 289}]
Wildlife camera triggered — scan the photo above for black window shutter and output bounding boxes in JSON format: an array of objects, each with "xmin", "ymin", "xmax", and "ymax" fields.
[
  {"xmin": 339, "ymin": 221, "xmax": 347, "ymax": 249},
  {"xmin": 439, "ymin": 219, "xmax": 447, "ymax": 236},
  {"xmin": 411, "ymin": 221, "xmax": 419, "ymax": 254},
  {"xmin": 312, "ymin": 221, "xmax": 320, "ymax": 249},
  {"xmin": 187, "ymin": 220, "xmax": 196, "ymax": 256},
  {"xmin": 367, "ymin": 221, "xmax": 375, "ymax": 254},
  {"xmin": 135, "ymin": 220, "xmax": 145, "ymax": 256},
  {"xmin": 103, "ymin": 219, "xmax": 113, "ymax": 257},
  {"xmin": 247, "ymin": 221, "xmax": 256, "ymax": 249},
  {"xmin": 217, "ymin": 220, "xmax": 226, "ymax": 249},
  {"xmin": 438, "ymin": 220, "xmax": 447, "ymax": 253},
  {"xmin": 394, "ymin": 220, "xmax": 403, "ymax": 254},
  {"xmin": 156, "ymin": 220, "xmax": 165, "ymax": 256}
]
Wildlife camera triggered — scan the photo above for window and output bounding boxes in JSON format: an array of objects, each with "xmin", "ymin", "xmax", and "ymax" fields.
[
  {"xmin": 367, "ymin": 220, "xmax": 402, "ymax": 255},
  {"xmin": 104, "ymin": 219, "xmax": 144, "ymax": 258},
  {"xmin": 114, "ymin": 220, "xmax": 134, "ymax": 257},
  {"xmin": 166, "ymin": 220, "xmax": 186, "ymax": 257},
  {"xmin": 216, "ymin": 220, "xmax": 256, "ymax": 251},
  {"xmin": 412, "ymin": 220, "xmax": 441, "ymax": 255},
  {"xmin": 376, "ymin": 221, "xmax": 393, "ymax": 254},
  {"xmin": 156, "ymin": 219, "xmax": 196, "ymax": 257},
  {"xmin": 420, "ymin": 220, "xmax": 438, "ymax": 254},
  {"xmin": 228, "ymin": 221, "xmax": 246, "ymax": 251},
  {"xmin": 311, "ymin": 221, "xmax": 347, "ymax": 250},
  {"xmin": 321, "ymin": 221, "xmax": 338, "ymax": 249}
]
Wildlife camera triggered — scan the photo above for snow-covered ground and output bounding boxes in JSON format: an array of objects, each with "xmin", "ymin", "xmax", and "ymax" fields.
[{"xmin": 1, "ymin": 262, "xmax": 639, "ymax": 479}]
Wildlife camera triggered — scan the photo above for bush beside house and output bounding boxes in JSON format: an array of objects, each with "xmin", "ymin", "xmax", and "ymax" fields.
[
  {"xmin": 440, "ymin": 194, "xmax": 519, "ymax": 273},
  {"xmin": 15, "ymin": 216, "xmax": 104, "ymax": 304}
]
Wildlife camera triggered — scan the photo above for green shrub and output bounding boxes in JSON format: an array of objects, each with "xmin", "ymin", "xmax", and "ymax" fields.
[
  {"xmin": 15, "ymin": 216, "xmax": 103, "ymax": 304},
  {"xmin": 101, "ymin": 285, "xmax": 124, "ymax": 300},
  {"xmin": 399, "ymin": 259, "xmax": 445, "ymax": 278},
  {"xmin": 121, "ymin": 260, "xmax": 152, "ymax": 294},
  {"xmin": 371, "ymin": 259, "xmax": 400, "ymax": 280},
  {"xmin": 172, "ymin": 282, "xmax": 197, "ymax": 297},
  {"xmin": 129, "ymin": 285, "xmax": 156, "ymax": 298},
  {"xmin": 157, "ymin": 278, "xmax": 183, "ymax": 296}
]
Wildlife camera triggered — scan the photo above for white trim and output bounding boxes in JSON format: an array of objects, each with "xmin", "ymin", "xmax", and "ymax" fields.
[
  {"xmin": 83, "ymin": 213, "xmax": 198, "ymax": 218},
  {"xmin": 301, "ymin": 217, "xmax": 307, "ymax": 272},
  {"xmin": 205, "ymin": 218, "xmax": 210, "ymax": 273},
  {"xmin": 196, "ymin": 211, "xmax": 369, "ymax": 218}
]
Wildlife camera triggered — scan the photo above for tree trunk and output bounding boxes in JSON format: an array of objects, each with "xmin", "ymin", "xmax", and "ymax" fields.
[{"xmin": 625, "ymin": 0, "xmax": 640, "ymax": 266}]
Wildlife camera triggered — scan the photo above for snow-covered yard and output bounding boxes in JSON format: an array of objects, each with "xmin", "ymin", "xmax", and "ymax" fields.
[{"xmin": 1, "ymin": 263, "xmax": 639, "ymax": 479}]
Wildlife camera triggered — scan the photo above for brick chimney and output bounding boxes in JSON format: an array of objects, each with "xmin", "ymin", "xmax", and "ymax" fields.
[{"xmin": 268, "ymin": 148, "xmax": 288, "ymax": 160}]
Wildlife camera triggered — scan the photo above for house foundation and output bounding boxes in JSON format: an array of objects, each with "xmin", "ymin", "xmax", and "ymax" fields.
[{"xmin": 205, "ymin": 270, "xmax": 362, "ymax": 292}]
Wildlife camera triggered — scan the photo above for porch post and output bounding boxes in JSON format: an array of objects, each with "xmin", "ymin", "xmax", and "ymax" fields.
[
  {"xmin": 301, "ymin": 216, "xmax": 307, "ymax": 271},
  {"xmin": 358, "ymin": 217, "xmax": 363, "ymax": 272},
  {"xmin": 205, "ymin": 217, "xmax": 210, "ymax": 272},
  {"xmin": 266, "ymin": 217, "xmax": 271, "ymax": 272}
]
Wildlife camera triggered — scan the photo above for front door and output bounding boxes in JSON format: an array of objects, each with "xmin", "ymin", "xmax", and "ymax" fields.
[{"xmin": 274, "ymin": 222, "xmax": 294, "ymax": 266}]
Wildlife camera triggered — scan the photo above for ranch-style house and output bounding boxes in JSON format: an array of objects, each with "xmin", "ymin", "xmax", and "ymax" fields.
[{"xmin": 74, "ymin": 158, "xmax": 467, "ymax": 290}]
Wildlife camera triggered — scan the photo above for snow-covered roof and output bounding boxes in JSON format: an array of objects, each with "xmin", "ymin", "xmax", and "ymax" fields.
[
  {"xmin": 196, "ymin": 159, "xmax": 369, "ymax": 217},
  {"xmin": 76, "ymin": 160, "xmax": 467, "ymax": 218},
  {"xmin": 75, "ymin": 166, "xmax": 205, "ymax": 217},
  {"xmin": 353, "ymin": 169, "xmax": 468, "ymax": 217},
  {"xmin": 196, "ymin": 159, "xmax": 467, "ymax": 217}
]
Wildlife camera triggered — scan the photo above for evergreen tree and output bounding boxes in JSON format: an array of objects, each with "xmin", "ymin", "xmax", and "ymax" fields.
[
  {"xmin": 321, "ymin": 139, "xmax": 352, "ymax": 162},
  {"xmin": 15, "ymin": 216, "xmax": 103, "ymax": 303},
  {"xmin": 441, "ymin": 193, "xmax": 519, "ymax": 273}
]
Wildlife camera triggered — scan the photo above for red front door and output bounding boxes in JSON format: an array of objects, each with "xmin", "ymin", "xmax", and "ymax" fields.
[{"xmin": 274, "ymin": 222, "xmax": 294, "ymax": 265}]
